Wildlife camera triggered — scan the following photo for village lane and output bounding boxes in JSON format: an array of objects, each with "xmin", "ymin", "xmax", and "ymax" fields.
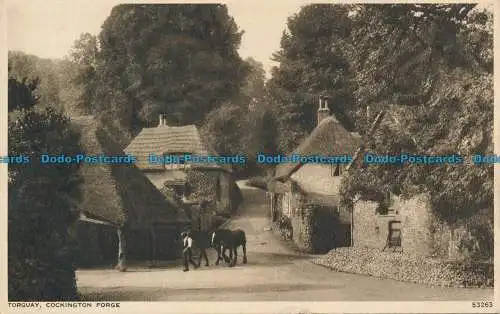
[{"xmin": 77, "ymin": 181, "xmax": 494, "ymax": 302}]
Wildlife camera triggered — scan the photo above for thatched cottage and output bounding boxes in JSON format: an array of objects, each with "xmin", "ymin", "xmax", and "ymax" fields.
[
  {"xmin": 70, "ymin": 116, "xmax": 190, "ymax": 271},
  {"xmin": 125, "ymin": 114, "xmax": 242, "ymax": 231},
  {"xmin": 268, "ymin": 97, "xmax": 362, "ymax": 253}
]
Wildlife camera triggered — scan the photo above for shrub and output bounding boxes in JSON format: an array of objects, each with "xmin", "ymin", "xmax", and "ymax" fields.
[{"xmin": 8, "ymin": 106, "xmax": 83, "ymax": 301}]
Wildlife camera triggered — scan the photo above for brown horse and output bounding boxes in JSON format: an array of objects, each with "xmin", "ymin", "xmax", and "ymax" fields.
[{"xmin": 211, "ymin": 228, "xmax": 247, "ymax": 267}]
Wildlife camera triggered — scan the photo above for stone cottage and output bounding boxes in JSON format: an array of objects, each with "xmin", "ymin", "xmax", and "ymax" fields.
[
  {"xmin": 70, "ymin": 116, "xmax": 190, "ymax": 271},
  {"xmin": 125, "ymin": 114, "xmax": 242, "ymax": 231},
  {"xmin": 268, "ymin": 97, "xmax": 362, "ymax": 253},
  {"xmin": 353, "ymin": 189, "xmax": 494, "ymax": 260}
]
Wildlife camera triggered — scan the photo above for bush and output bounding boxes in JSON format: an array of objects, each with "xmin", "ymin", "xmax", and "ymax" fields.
[{"xmin": 8, "ymin": 106, "xmax": 83, "ymax": 301}]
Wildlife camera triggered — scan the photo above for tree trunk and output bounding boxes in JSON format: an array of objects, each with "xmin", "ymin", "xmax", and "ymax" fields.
[{"xmin": 116, "ymin": 227, "xmax": 127, "ymax": 272}]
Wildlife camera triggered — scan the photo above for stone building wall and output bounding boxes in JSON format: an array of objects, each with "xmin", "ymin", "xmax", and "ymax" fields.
[
  {"xmin": 217, "ymin": 172, "xmax": 231, "ymax": 214},
  {"xmin": 397, "ymin": 194, "xmax": 435, "ymax": 257},
  {"xmin": 289, "ymin": 197, "xmax": 347, "ymax": 253},
  {"xmin": 290, "ymin": 201, "xmax": 315, "ymax": 253},
  {"xmin": 353, "ymin": 200, "xmax": 395, "ymax": 250},
  {"xmin": 353, "ymin": 193, "xmax": 493, "ymax": 260},
  {"xmin": 353, "ymin": 194, "xmax": 434, "ymax": 256}
]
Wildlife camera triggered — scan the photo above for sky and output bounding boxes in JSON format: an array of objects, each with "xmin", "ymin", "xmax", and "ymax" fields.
[
  {"xmin": 6, "ymin": 0, "xmax": 308, "ymax": 77},
  {"xmin": 6, "ymin": 1, "xmax": 494, "ymax": 78}
]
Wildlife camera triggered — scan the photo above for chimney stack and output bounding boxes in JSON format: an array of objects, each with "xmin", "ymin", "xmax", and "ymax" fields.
[
  {"xmin": 158, "ymin": 114, "xmax": 167, "ymax": 127},
  {"xmin": 317, "ymin": 95, "xmax": 331, "ymax": 125}
]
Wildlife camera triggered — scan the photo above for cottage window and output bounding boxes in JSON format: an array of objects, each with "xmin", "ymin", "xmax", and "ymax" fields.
[{"xmin": 387, "ymin": 221, "xmax": 402, "ymax": 248}]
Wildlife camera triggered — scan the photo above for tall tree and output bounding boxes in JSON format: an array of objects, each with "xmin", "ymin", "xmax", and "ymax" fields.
[
  {"xmin": 95, "ymin": 4, "xmax": 249, "ymax": 135},
  {"xmin": 267, "ymin": 4, "xmax": 356, "ymax": 152},
  {"xmin": 8, "ymin": 51, "xmax": 63, "ymax": 111},
  {"xmin": 59, "ymin": 33, "xmax": 99, "ymax": 115}
]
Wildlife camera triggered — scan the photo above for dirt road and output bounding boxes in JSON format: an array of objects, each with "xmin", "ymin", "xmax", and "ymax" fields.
[{"xmin": 77, "ymin": 181, "xmax": 494, "ymax": 301}]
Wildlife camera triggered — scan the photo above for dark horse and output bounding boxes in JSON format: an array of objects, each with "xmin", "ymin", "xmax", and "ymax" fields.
[
  {"xmin": 211, "ymin": 228, "xmax": 247, "ymax": 267},
  {"xmin": 183, "ymin": 230, "xmax": 215, "ymax": 268}
]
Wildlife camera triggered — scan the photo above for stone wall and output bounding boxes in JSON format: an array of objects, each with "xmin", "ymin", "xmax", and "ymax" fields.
[
  {"xmin": 353, "ymin": 194, "xmax": 434, "ymax": 256},
  {"xmin": 217, "ymin": 172, "xmax": 231, "ymax": 214},
  {"xmin": 353, "ymin": 193, "xmax": 493, "ymax": 260},
  {"xmin": 291, "ymin": 202, "xmax": 314, "ymax": 253},
  {"xmin": 353, "ymin": 200, "xmax": 391, "ymax": 250},
  {"xmin": 288, "ymin": 197, "xmax": 348, "ymax": 253},
  {"xmin": 397, "ymin": 194, "xmax": 435, "ymax": 257}
]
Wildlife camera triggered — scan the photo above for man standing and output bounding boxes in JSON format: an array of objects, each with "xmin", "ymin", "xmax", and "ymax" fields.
[{"xmin": 181, "ymin": 231, "xmax": 197, "ymax": 272}]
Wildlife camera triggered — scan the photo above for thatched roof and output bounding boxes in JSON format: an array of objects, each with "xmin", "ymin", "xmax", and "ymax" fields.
[
  {"xmin": 125, "ymin": 124, "xmax": 231, "ymax": 172},
  {"xmin": 274, "ymin": 115, "xmax": 362, "ymax": 180},
  {"xmin": 70, "ymin": 116, "xmax": 189, "ymax": 229}
]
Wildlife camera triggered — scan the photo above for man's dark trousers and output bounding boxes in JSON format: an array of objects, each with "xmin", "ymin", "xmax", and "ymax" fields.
[{"xmin": 183, "ymin": 248, "xmax": 197, "ymax": 271}]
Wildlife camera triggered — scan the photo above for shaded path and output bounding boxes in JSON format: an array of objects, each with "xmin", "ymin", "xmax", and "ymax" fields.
[{"xmin": 77, "ymin": 180, "xmax": 494, "ymax": 301}]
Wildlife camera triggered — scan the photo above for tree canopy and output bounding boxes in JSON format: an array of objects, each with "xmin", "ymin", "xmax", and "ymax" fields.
[
  {"xmin": 94, "ymin": 4, "xmax": 249, "ymax": 134},
  {"xmin": 268, "ymin": 4, "xmax": 493, "ymax": 223}
]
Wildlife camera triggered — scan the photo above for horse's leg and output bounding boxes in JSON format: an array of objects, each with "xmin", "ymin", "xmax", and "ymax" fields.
[
  {"xmin": 215, "ymin": 245, "xmax": 222, "ymax": 265},
  {"xmin": 224, "ymin": 247, "xmax": 232, "ymax": 264},
  {"xmin": 242, "ymin": 242, "xmax": 247, "ymax": 264},
  {"xmin": 228, "ymin": 247, "xmax": 234, "ymax": 266},
  {"xmin": 220, "ymin": 245, "xmax": 229, "ymax": 264},
  {"xmin": 231, "ymin": 246, "xmax": 238, "ymax": 267}
]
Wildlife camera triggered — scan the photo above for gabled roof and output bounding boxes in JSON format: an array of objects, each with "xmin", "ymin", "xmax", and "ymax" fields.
[
  {"xmin": 70, "ymin": 116, "xmax": 189, "ymax": 228},
  {"xmin": 125, "ymin": 124, "xmax": 230, "ymax": 172},
  {"xmin": 274, "ymin": 115, "xmax": 362, "ymax": 180}
]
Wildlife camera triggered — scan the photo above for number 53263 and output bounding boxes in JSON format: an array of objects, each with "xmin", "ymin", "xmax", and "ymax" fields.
[{"xmin": 472, "ymin": 301, "xmax": 493, "ymax": 308}]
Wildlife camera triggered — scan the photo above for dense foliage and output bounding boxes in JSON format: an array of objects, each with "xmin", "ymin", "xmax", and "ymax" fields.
[
  {"xmin": 8, "ymin": 51, "xmax": 63, "ymax": 112},
  {"xmin": 267, "ymin": 5, "xmax": 356, "ymax": 152},
  {"xmin": 8, "ymin": 77, "xmax": 83, "ymax": 300},
  {"xmin": 338, "ymin": 5, "xmax": 493, "ymax": 224},
  {"xmin": 200, "ymin": 57, "xmax": 278, "ymax": 177},
  {"xmin": 268, "ymin": 4, "xmax": 493, "ymax": 224},
  {"xmin": 94, "ymin": 4, "xmax": 249, "ymax": 134}
]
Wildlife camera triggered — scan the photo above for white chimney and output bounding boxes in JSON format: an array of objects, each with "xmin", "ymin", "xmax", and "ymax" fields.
[
  {"xmin": 158, "ymin": 114, "xmax": 167, "ymax": 127},
  {"xmin": 317, "ymin": 95, "xmax": 331, "ymax": 125}
]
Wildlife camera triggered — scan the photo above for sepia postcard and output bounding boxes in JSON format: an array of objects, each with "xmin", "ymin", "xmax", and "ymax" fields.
[{"xmin": 1, "ymin": 0, "xmax": 498, "ymax": 313}]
